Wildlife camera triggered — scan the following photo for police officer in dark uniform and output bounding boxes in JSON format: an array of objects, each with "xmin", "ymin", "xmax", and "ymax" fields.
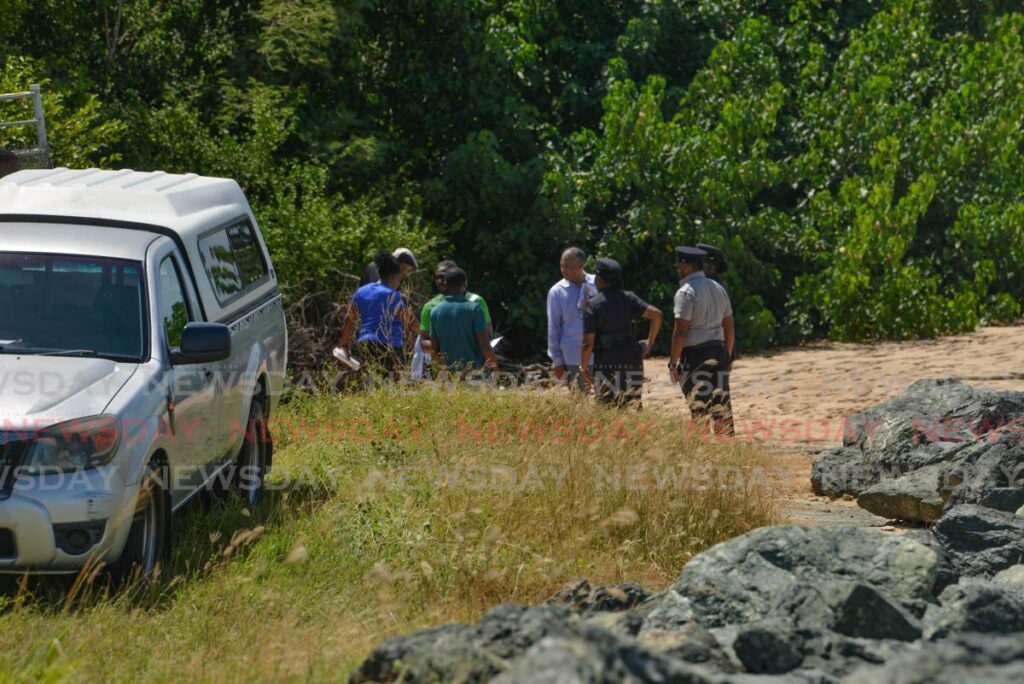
[
  {"xmin": 669, "ymin": 246, "xmax": 735, "ymax": 435},
  {"xmin": 696, "ymin": 242, "xmax": 738, "ymax": 361},
  {"xmin": 580, "ymin": 258, "xmax": 662, "ymax": 407}
]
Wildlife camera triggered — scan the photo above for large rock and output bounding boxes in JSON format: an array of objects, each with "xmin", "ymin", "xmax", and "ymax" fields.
[
  {"xmin": 930, "ymin": 504, "xmax": 1024, "ymax": 588},
  {"xmin": 855, "ymin": 464, "xmax": 948, "ymax": 522},
  {"xmin": 923, "ymin": 579, "xmax": 1024, "ymax": 640},
  {"xmin": 772, "ymin": 581, "xmax": 922, "ymax": 642},
  {"xmin": 811, "ymin": 379, "xmax": 1012, "ymax": 496},
  {"xmin": 350, "ymin": 604, "xmax": 578, "ymax": 682},
  {"xmin": 843, "ymin": 633, "xmax": 1024, "ymax": 684},
  {"xmin": 943, "ymin": 432, "xmax": 1024, "ymax": 509},
  {"xmin": 977, "ymin": 487, "xmax": 1024, "ymax": 513},
  {"xmin": 811, "ymin": 380, "xmax": 1024, "ymax": 523},
  {"xmin": 810, "ymin": 449, "xmax": 880, "ymax": 500},
  {"xmin": 350, "ymin": 623, "xmax": 476, "ymax": 683},
  {"xmin": 829, "ymin": 584, "xmax": 922, "ymax": 641},
  {"xmin": 796, "ymin": 629, "xmax": 908, "ymax": 680},
  {"xmin": 351, "ymin": 507, "xmax": 1024, "ymax": 682},
  {"xmin": 490, "ymin": 624, "xmax": 721, "ymax": 684},
  {"xmin": 672, "ymin": 525, "xmax": 937, "ymax": 628},
  {"xmin": 731, "ymin": 619, "xmax": 804, "ymax": 674}
]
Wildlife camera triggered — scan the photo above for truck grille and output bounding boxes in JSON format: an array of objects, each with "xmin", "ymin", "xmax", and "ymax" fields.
[{"xmin": 0, "ymin": 440, "xmax": 29, "ymax": 499}]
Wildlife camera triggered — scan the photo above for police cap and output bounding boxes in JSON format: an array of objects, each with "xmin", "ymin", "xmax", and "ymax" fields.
[
  {"xmin": 594, "ymin": 257, "xmax": 622, "ymax": 280},
  {"xmin": 674, "ymin": 246, "xmax": 707, "ymax": 264},
  {"xmin": 696, "ymin": 242, "xmax": 728, "ymax": 272}
]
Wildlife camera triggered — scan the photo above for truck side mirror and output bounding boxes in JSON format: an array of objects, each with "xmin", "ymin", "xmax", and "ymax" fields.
[{"xmin": 171, "ymin": 323, "xmax": 231, "ymax": 365}]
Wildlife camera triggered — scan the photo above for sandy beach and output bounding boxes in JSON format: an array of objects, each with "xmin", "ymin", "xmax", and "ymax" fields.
[
  {"xmin": 643, "ymin": 324, "xmax": 1024, "ymax": 449},
  {"xmin": 641, "ymin": 324, "xmax": 1024, "ymax": 526}
]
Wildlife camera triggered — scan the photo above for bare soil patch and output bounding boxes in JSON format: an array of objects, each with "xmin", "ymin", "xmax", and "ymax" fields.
[{"xmin": 640, "ymin": 324, "xmax": 1024, "ymax": 527}]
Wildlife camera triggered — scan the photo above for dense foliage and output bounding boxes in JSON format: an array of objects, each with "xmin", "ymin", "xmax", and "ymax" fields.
[{"xmin": 2, "ymin": 0, "xmax": 1023, "ymax": 351}]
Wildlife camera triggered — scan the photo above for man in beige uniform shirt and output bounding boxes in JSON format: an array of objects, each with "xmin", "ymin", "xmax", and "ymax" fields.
[{"xmin": 667, "ymin": 246, "xmax": 735, "ymax": 435}]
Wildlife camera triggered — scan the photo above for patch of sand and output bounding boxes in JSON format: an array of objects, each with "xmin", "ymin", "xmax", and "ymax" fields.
[{"xmin": 641, "ymin": 324, "xmax": 1024, "ymax": 526}]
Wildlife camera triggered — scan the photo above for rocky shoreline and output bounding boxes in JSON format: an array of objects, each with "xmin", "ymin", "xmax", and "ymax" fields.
[{"xmin": 350, "ymin": 380, "xmax": 1024, "ymax": 683}]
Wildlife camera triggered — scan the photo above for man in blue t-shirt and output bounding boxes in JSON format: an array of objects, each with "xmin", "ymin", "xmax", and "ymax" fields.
[{"xmin": 429, "ymin": 268, "xmax": 498, "ymax": 374}]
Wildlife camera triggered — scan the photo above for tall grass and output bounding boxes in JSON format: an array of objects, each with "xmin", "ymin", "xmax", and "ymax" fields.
[{"xmin": 0, "ymin": 387, "xmax": 776, "ymax": 682}]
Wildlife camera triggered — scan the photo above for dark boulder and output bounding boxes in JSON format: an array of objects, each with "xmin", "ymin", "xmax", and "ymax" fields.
[
  {"xmin": 811, "ymin": 379, "xmax": 1014, "ymax": 497},
  {"xmin": 855, "ymin": 464, "xmax": 948, "ymax": 522},
  {"xmin": 672, "ymin": 525, "xmax": 937, "ymax": 628},
  {"xmin": 923, "ymin": 579, "xmax": 1024, "ymax": 640},
  {"xmin": 349, "ymin": 604, "xmax": 578, "ymax": 683},
  {"xmin": 943, "ymin": 433, "xmax": 1024, "ymax": 509},
  {"xmin": 772, "ymin": 581, "xmax": 922, "ymax": 642},
  {"xmin": 491, "ymin": 624, "xmax": 716, "ymax": 684},
  {"xmin": 810, "ymin": 450, "xmax": 880, "ymax": 500},
  {"xmin": 843, "ymin": 633, "xmax": 1024, "ymax": 684},
  {"xmin": 349, "ymin": 623, "xmax": 477, "ymax": 683},
  {"xmin": 977, "ymin": 487, "xmax": 1024, "ymax": 513},
  {"xmin": 811, "ymin": 380, "xmax": 1024, "ymax": 523},
  {"xmin": 930, "ymin": 504, "xmax": 1024, "ymax": 588},
  {"xmin": 829, "ymin": 584, "xmax": 922, "ymax": 642},
  {"xmin": 731, "ymin": 619, "xmax": 804, "ymax": 674}
]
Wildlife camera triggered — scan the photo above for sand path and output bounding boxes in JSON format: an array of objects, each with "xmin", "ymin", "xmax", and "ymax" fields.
[{"xmin": 640, "ymin": 324, "xmax": 1024, "ymax": 527}]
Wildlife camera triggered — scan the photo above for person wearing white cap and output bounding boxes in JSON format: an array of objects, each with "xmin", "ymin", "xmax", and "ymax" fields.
[{"xmin": 359, "ymin": 247, "xmax": 418, "ymax": 285}]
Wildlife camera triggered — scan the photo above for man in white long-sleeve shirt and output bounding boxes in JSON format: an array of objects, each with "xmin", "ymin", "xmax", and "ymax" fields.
[{"xmin": 546, "ymin": 247, "xmax": 596, "ymax": 389}]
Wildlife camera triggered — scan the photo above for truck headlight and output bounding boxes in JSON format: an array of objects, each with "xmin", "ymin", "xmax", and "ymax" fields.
[{"xmin": 21, "ymin": 415, "xmax": 121, "ymax": 474}]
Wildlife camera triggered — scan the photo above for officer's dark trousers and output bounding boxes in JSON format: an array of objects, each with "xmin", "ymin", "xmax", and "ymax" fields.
[{"xmin": 680, "ymin": 340, "xmax": 734, "ymax": 436}]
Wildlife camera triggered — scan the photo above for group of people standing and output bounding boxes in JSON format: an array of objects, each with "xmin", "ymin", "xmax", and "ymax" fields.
[
  {"xmin": 340, "ymin": 249, "xmax": 497, "ymax": 378},
  {"xmin": 547, "ymin": 245, "xmax": 735, "ymax": 434},
  {"xmin": 339, "ymin": 242, "xmax": 736, "ymax": 435}
]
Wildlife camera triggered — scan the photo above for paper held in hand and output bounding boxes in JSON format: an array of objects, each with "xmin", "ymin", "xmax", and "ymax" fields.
[{"xmin": 332, "ymin": 347, "xmax": 362, "ymax": 370}]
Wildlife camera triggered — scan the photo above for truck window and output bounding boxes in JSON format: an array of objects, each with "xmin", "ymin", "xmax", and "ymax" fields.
[
  {"xmin": 0, "ymin": 252, "xmax": 144, "ymax": 360},
  {"xmin": 157, "ymin": 256, "xmax": 191, "ymax": 349},
  {"xmin": 197, "ymin": 219, "xmax": 268, "ymax": 305}
]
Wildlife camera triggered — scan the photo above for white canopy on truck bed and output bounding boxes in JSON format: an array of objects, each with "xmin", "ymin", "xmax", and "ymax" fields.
[{"xmin": 0, "ymin": 167, "xmax": 252, "ymax": 240}]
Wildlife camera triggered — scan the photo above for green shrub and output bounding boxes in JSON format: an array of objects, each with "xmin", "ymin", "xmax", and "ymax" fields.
[{"xmin": 3, "ymin": 1, "xmax": 1022, "ymax": 350}]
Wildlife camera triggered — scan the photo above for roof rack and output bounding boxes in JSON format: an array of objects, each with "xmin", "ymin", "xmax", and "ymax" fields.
[{"xmin": 0, "ymin": 85, "xmax": 50, "ymax": 169}]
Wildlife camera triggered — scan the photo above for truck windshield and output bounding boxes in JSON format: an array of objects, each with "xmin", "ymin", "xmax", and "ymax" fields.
[{"xmin": 0, "ymin": 252, "xmax": 145, "ymax": 361}]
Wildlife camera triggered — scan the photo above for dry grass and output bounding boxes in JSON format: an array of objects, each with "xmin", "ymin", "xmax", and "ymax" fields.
[{"xmin": 0, "ymin": 386, "xmax": 776, "ymax": 682}]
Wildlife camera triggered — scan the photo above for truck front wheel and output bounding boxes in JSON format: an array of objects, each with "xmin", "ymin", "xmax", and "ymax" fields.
[
  {"xmin": 230, "ymin": 398, "xmax": 270, "ymax": 506},
  {"xmin": 109, "ymin": 459, "xmax": 169, "ymax": 583}
]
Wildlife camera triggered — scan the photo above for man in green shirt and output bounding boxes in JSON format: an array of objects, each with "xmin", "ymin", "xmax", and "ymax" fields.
[
  {"xmin": 429, "ymin": 268, "xmax": 498, "ymax": 374},
  {"xmin": 414, "ymin": 260, "xmax": 493, "ymax": 378}
]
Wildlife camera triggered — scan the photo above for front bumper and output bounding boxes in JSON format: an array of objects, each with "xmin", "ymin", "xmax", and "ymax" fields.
[{"xmin": 0, "ymin": 467, "xmax": 137, "ymax": 572}]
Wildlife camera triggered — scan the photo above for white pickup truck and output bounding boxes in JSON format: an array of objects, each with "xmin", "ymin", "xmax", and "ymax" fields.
[{"xmin": 0, "ymin": 168, "xmax": 287, "ymax": 579}]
